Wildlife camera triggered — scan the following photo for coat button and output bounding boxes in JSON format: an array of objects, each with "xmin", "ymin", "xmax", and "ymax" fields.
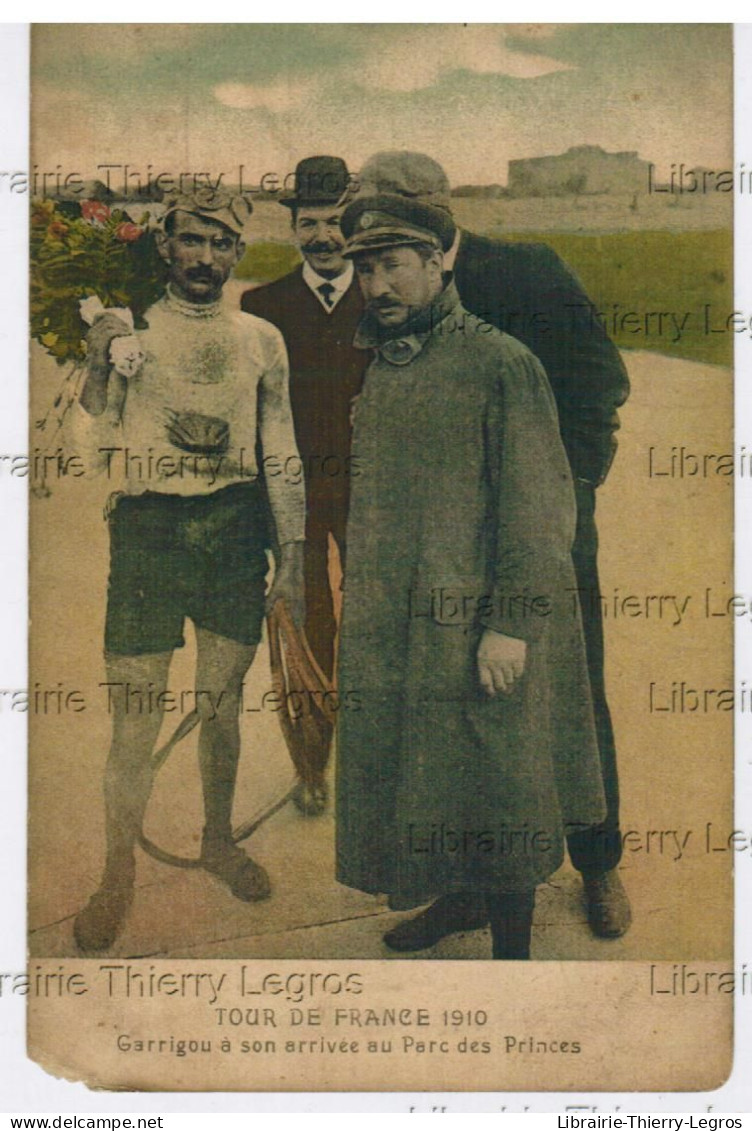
[{"xmin": 381, "ymin": 338, "xmax": 418, "ymax": 365}]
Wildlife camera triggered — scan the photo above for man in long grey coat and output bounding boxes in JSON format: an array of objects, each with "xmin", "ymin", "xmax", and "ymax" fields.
[
  {"xmin": 335, "ymin": 193, "xmax": 606, "ymax": 958},
  {"xmin": 349, "ymin": 151, "xmax": 631, "ymax": 951}
]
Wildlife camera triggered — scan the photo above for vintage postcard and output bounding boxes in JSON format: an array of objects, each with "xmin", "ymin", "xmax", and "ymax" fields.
[{"xmin": 26, "ymin": 23, "xmax": 734, "ymax": 1092}]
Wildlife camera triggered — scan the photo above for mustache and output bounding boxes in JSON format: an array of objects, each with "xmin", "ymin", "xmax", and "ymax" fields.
[
  {"xmin": 186, "ymin": 267, "xmax": 219, "ymax": 281},
  {"xmin": 370, "ymin": 298, "xmax": 401, "ymax": 310},
  {"xmin": 306, "ymin": 243, "xmax": 342, "ymax": 254}
]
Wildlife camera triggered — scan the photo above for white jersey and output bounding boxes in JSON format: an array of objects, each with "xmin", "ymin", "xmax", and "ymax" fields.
[{"xmin": 73, "ymin": 286, "xmax": 305, "ymax": 545}]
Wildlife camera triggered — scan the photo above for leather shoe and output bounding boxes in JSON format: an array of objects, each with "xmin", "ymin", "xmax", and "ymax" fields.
[
  {"xmin": 74, "ymin": 871, "xmax": 134, "ymax": 953},
  {"xmin": 201, "ymin": 838, "xmax": 271, "ymax": 902},
  {"xmin": 292, "ymin": 778, "xmax": 328, "ymax": 817},
  {"xmin": 583, "ymin": 869, "xmax": 632, "ymax": 938},
  {"xmin": 383, "ymin": 894, "xmax": 488, "ymax": 952}
]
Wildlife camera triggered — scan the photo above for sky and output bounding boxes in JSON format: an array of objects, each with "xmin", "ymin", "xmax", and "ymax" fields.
[{"xmin": 31, "ymin": 24, "xmax": 733, "ymax": 187}]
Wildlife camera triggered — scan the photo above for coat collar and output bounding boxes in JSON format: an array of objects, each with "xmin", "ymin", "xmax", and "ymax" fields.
[{"xmin": 354, "ymin": 277, "xmax": 462, "ymax": 365}]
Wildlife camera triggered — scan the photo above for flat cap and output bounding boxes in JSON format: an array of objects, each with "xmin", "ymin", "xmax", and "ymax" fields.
[
  {"xmin": 161, "ymin": 187, "xmax": 252, "ymax": 237},
  {"xmin": 341, "ymin": 192, "xmax": 454, "ymax": 257},
  {"xmin": 357, "ymin": 151, "xmax": 453, "ymax": 214}
]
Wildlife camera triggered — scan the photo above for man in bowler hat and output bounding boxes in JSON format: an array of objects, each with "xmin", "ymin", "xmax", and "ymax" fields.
[
  {"xmin": 351, "ymin": 150, "xmax": 631, "ymax": 951},
  {"xmin": 242, "ymin": 157, "xmax": 366, "ymax": 814}
]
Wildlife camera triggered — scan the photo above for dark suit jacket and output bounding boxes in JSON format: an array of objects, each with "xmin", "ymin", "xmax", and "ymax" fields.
[
  {"xmin": 241, "ymin": 267, "xmax": 366, "ymax": 513},
  {"xmin": 454, "ymin": 230, "xmax": 630, "ymax": 485}
]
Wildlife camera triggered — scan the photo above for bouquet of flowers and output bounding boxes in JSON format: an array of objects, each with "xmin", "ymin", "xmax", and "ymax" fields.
[
  {"xmin": 31, "ymin": 197, "xmax": 166, "ymax": 364},
  {"xmin": 31, "ymin": 197, "xmax": 167, "ymax": 447}
]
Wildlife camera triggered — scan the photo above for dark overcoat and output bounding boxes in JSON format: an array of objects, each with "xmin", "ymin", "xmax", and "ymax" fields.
[
  {"xmin": 453, "ymin": 230, "xmax": 630, "ymax": 487},
  {"xmin": 335, "ymin": 282, "xmax": 606, "ymax": 905}
]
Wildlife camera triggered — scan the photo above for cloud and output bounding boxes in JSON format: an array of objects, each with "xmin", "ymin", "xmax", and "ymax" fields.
[
  {"xmin": 214, "ymin": 79, "xmax": 314, "ymax": 114},
  {"xmin": 32, "ymin": 25, "xmax": 730, "ymax": 185},
  {"xmin": 212, "ymin": 25, "xmax": 573, "ymax": 112},
  {"xmin": 347, "ymin": 25, "xmax": 573, "ymax": 90}
]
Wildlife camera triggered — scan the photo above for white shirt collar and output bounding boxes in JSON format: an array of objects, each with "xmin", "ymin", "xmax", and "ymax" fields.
[{"xmin": 302, "ymin": 260, "xmax": 354, "ymax": 313}]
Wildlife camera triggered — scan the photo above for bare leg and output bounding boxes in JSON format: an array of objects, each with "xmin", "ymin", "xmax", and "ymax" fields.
[
  {"xmin": 74, "ymin": 650, "xmax": 172, "ymax": 952},
  {"xmin": 194, "ymin": 627, "xmax": 270, "ymax": 901}
]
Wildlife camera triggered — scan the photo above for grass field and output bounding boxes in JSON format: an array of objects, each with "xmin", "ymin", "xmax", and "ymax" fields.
[
  {"xmin": 236, "ymin": 223, "xmax": 733, "ymax": 368},
  {"xmin": 508, "ymin": 229, "xmax": 733, "ymax": 367}
]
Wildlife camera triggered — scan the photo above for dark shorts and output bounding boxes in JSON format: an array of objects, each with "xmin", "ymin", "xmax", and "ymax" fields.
[{"xmin": 105, "ymin": 482, "xmax": 269, "ymax": 655}]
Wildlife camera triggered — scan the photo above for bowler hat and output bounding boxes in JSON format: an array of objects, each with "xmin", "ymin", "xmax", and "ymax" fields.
[{"xmin": 280, "ymin": 156, "xmax": 351, "ymax": 209}]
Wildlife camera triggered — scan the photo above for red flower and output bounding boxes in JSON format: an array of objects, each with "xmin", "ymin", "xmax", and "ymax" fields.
[
  {"xmin": 114, "ymin": 221, "xmax": 144, "ymax": 242},
  {"xmin": 80, "ymin": 199, "xmax": 111, "ymax": 225},
  {"xmin": 47, "ymin": 219, "xmax": 68, "ymax": 238}
]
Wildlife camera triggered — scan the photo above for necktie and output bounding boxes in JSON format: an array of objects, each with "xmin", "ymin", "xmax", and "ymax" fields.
[{"xmin": 318, "ymin": 282, "xmax": 335, "ymax": 309}]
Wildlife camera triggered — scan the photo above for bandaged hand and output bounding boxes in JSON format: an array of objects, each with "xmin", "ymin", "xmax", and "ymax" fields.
[
  {"xmin": 109, "ymin": 334, "xmax": 145, "ymax": 378},
  {"xmin": 83, "ymin": 312, "xmax": 134, "ymax": 389},
  {"xmin": 80, "ymin": 313, "xmax": 134, "ymax": 415}
]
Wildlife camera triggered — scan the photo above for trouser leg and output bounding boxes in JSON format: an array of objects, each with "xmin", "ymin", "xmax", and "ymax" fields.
[
  {"xmin": 566, "ymin": 482, "xmax": 622, "ymax": 875},
  {"xmin": 302, "ymin": 514, "xmax": 338, "ymax": 684},
  {"xmin": 485, "ymin": 890, "xmax": 536, "ymax": 960},
  {"xmin": 292, "ymin": 511, "xmax": 337, "ymax": 810}
]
